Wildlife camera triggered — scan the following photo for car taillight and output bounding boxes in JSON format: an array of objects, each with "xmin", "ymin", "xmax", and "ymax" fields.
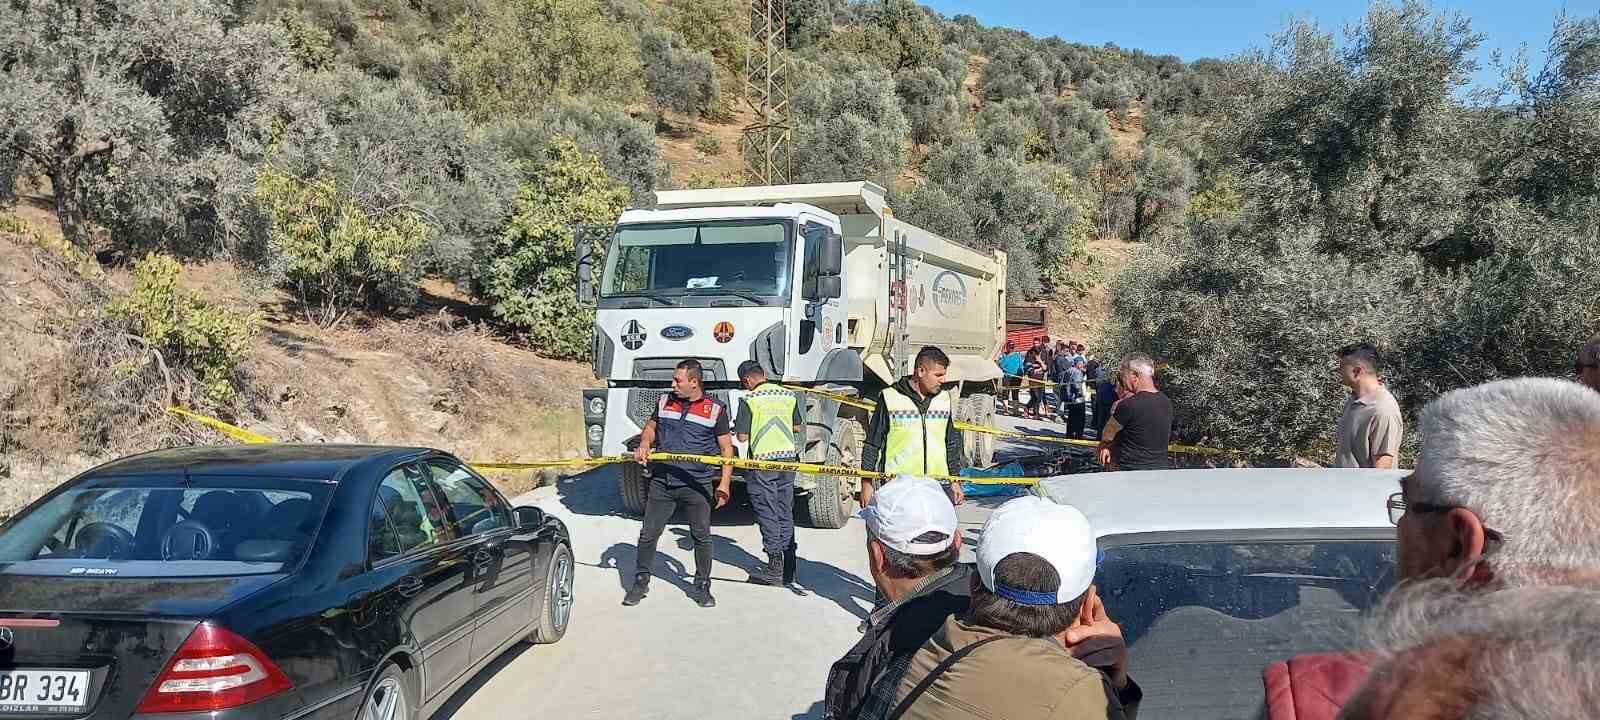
[{"xmin": 135, "ymin": 624, "xmax": 293, "ymax": 713}]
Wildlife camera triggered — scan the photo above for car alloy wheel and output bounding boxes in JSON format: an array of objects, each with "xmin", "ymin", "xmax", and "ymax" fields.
[
  {"xmin": 364, "ymin": 676, "xmax": 406, "ymax": 720},
  {"xmin": 553, "ymin": 550, "xmax": 574, "ymax": 632}
]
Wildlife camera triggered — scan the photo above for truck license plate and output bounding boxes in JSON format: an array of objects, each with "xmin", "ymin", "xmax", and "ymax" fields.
[{"xmin": 0, "ymin": 670, "xmax": 89, "ymax": 713}]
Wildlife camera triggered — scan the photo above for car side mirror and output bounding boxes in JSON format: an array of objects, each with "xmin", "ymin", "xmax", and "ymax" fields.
[
  {"xmin": 818, "ymin": 233, "xmax": 843, "ymax": 277},
  {"xmin": 514, "ymin": 505, "xmax": 547, "ymax": 530},
  {"xmin": 814, "ymin": 275, "xmax": 842, "ymax": 300},
  {"xmin": 575, "ymin": 226, "xmax": 597, "ymax": 304}
]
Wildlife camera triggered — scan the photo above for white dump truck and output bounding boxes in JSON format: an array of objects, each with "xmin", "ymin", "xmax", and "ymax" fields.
[{"xmin": 576, "ymin": 181, "xmax": 1007, "ymax": 528}]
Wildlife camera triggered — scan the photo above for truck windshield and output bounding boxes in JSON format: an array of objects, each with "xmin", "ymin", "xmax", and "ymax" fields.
[{"xmin": 603, "ymin": 220, "xmax": 792, "ymax": 301}]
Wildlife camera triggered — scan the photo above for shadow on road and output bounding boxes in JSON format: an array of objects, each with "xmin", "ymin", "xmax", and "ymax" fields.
[
  {"xmin": 590, "ymin": 530, "xmax": 873, "ymax": 621},
  {"xmin": 681, "ymin": 528, "xmax": 873, "ymax": 621},
  {"xmin": 432, "ymin": 642, "xmax": 531, "ymax": 720}
]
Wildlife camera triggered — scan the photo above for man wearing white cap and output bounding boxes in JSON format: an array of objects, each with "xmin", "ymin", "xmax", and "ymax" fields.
[
  {"xmin": 888, "ymin": 496, "xmax": 1141, "ymax": 720},
  {"xmin": 823, "ymin": 478, "xmax": 969, "ymax": 720}
]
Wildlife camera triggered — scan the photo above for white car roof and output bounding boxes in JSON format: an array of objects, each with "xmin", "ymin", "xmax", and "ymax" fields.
[{"xmin": 1035, "ymin": 468, "xmax": 1405, "ymax": 543}]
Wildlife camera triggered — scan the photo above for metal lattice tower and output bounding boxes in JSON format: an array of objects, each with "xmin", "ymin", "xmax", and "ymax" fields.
[{"xmin": 742, "ymin": 0, "xmax": 791, "ymax": 185}]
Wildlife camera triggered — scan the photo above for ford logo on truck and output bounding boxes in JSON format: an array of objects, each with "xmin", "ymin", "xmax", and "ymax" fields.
[
  {"xmin": 931, "ymin": 271, "xmax": 968, "ymax": 319},
  {"xmin": 661, "ymin": 324, "xmax": 694, "ymax": 340}
]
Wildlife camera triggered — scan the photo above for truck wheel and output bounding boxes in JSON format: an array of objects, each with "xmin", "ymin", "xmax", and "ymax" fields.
[
  {"xmin": 803, "ymin": 419, "xmax": 863, "ymax": 529},
  {"xmin": 971, "ymin": 393, "xmax": 997, "ymax": 468},
  {"xmin": 620, "ymin": 463, "xmax": 647, "ymax": 516}
]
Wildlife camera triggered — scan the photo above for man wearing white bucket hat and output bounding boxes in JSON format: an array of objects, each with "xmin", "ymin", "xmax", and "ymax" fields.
[{"xmin": 887, "ymin": 496, "xmax": 1142, "ymax": 720}]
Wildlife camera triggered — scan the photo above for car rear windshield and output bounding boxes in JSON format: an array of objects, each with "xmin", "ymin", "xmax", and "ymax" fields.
[
  {"xmin": 1096, "ymin": 539, "xmax": 1396, "ymax": 720},
  {"xmin": 0, "ymin": 480, "xmax": 332, "ymax": 577}
]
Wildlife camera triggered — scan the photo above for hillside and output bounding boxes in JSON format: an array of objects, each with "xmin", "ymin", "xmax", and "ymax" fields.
[{"xmin": 0, "ymin": 206, "xmax": 594, "ymax": 518}]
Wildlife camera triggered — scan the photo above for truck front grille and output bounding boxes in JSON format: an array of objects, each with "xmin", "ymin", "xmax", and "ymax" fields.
[
  {"xmin": 627, "ymin": 388, "xmax": 669, "ymax": 428},
  {"xmin": 626, "ymin": 388, "xmax": 733, "ymax": 428}
]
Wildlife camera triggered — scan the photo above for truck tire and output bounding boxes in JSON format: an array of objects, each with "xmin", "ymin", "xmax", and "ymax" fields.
[
  {"xmin": 969, "ymin": 393, "xmax": 997, "ymax": 468},
  {"xmin": 620, "ymin": 463, "xmax": 647, "ymax": 516},
  {"xmin": 803, "ymin": 418, "xmax": 863, "ymax": 529},
  {"xmin": 958, "ymin": 395, "xmax": 997, "ymax": 469}
]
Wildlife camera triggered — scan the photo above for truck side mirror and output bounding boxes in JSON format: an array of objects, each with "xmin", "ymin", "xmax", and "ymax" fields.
[
  {"xmin": 818, "ymin": 233, "xmax": 843, "ymax": 277},
  {"xmin": 575, "ymin": 226, "xmax": 596, "ymax": 304},
  {"xmin": 815, "ymin": 275, "xmax": 842, "ymax": 300}
]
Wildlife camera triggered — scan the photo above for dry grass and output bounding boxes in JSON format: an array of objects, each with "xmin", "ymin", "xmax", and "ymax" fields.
[{"xmin": 658, "ymin": 106, "xmax": 755, "ymax": 188}]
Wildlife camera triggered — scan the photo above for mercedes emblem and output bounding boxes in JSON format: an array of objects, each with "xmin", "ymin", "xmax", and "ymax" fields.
[{"xmin": 0, "ymin": 626, "xmax": 14, "ymax": 650}]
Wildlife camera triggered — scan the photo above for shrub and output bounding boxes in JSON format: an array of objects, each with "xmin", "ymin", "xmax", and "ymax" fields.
[
  {"xmin": 1080, "ymin": 77, "xmax": 1135, "ymax": 111},
  {"xmin": 477, "ymin": 137, "xmax": 629, "ymax": 359},
  {"xmin": 694, "ymin": 135, "xmax": 724, "ymax": 156},
  {"xmin": 108, "ymin": 254, "xmax": 256, "ymax": 403},
  {"xmin": 255, "ymin": 166, "xmax": 435, "ymax": 327}
]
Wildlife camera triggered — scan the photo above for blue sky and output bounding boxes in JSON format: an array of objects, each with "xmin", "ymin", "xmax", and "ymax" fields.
[{"xmin": 919, "ymin": 0, "xmax": 1588, "ymax": 90}]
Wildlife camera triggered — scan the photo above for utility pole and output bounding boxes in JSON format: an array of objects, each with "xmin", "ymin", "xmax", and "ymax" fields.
[{"xmin": 742, "ymin": 0, "xmax": 791, "ymax": 185}]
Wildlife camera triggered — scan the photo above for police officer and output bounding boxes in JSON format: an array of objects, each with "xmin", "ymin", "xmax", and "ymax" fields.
[
  {"xmin": 861, "ymin": 346, "xmax": 966, "ymax": 508},
  {"xmin": 734, "ymin": 360, "xmax": 804, "ymax": 586},
  {"xmin": 625, "ymin": 359, "xmax": 734, "ymax": 608}
]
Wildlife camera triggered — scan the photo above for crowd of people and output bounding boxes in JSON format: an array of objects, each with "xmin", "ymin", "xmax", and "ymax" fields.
[{"xmin": 820, "ymin": 334, "xmax": 1600, "ymax": 720}]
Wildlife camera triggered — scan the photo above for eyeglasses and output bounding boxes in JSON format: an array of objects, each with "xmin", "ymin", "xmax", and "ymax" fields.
[{"xmin": 1387, "ymin": 492, "xmax": 1507, "ymax": 543}]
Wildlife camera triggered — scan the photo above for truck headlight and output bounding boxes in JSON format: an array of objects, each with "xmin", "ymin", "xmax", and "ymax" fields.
[
  {"xmin": 587, "ymin": 424, "xmax": 604, "ymax": 444},
  {"xmin": 587, "ymin": 396, "xmax": 606, "ymax": 417}
]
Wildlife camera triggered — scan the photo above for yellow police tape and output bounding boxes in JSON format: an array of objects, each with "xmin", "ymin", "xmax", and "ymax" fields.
[
  {"xmin": 163, "ymin": 408, "xmax": 1034, "ymax": 486},
  {"xmin": 776, "ymin": 385, "xmax": 1238, "ymax": 458},
  {"xmin": 166, "ymin": 407, "xmax": 276, "ymax": 445}
]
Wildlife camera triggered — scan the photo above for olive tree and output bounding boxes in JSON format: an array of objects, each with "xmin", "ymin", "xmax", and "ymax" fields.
[
  {"xmin": 640, "ymin": 28, "xmax": 719, "ymax": 122},
  {"xmin": 0, "ymin": 0, "xmax": 292, "ymax": 250},
  {"xmin": 786, "ymin": 55, "xmax": 909, "ymax": 188}
]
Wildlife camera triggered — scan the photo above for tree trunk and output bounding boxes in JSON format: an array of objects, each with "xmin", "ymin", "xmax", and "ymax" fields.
[{"xmin": 48, "ymin": 168, "xmax": 90, "ymax": 249}]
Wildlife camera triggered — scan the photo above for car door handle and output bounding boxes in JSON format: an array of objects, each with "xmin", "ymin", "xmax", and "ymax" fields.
[{"xmin": 397, "ymin": 576, "xmax": 424, "ymax": 597}]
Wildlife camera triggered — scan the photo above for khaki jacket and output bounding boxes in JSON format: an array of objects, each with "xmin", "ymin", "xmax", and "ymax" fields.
[{"xmin": 892, "ymin": 617, "xmax": 1140, "ymax": 720}]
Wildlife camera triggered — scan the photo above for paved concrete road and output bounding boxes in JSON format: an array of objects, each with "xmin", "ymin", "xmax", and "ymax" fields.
[{"xmin": 442, "ymin": 413, "xmax": 1084, "ymax": 720}]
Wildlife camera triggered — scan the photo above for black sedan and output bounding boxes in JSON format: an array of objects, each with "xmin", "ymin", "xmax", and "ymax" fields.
[{"xmin": 0, "ymin": 445, "xmax": 575, "ymax": 720}]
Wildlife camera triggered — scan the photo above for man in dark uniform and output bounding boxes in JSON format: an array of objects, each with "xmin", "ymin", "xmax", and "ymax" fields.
[
  {"xmin": 625, "ymin": 359, "xmax": 734, "ymax": 608},
  {"xmin": 734, "ymin": 360, "xmax": 804, "ymax": 586}
]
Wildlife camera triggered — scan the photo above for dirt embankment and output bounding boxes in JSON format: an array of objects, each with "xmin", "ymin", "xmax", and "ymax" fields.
[{"xmin": 0, "ymin": 216, "xmax": 597, "ymax": 518}]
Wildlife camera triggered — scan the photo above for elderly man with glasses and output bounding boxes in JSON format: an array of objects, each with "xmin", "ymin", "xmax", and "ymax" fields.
[
  {"xmin": 1261, "ymin": 378, "xmax": 1600, "ymax": 720},
  {"xmin": 1387, "ymin": 376, "xmax": 1600, "ymax": 588}
]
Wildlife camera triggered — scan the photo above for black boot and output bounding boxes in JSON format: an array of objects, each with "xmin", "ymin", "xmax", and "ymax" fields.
[
  {"xmin": 693, "ymin": 580, "xmax": 716, "ymax": 608},
  {"xmin": 749, "ymin": 552, "xmax": 784, "ymax": 585},
  {"xmin": 622, "ymin": 575, "xmax": 649, "ymax": 606},
  {"xmin": 783, "ymin": 543, "xmax": 798, "ymax": 585}
]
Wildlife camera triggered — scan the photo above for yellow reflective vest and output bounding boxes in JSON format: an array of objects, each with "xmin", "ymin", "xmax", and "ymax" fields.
[
  {"xmin": 880, "ymin": 385, "xmax": 954, "ymax": 476},
  {"xmin": 744, "ymin": 382, "xmax": 800, "ymax": 460}
]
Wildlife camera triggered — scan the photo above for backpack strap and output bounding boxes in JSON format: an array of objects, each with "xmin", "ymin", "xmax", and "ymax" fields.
[{"xmin": 885, "ymin": 635, "xmax": 1012, "ymax": 720}]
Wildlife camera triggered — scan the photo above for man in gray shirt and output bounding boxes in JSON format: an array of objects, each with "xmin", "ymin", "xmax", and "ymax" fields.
[{"xmin": 1333, "ymin": 342, "xmax": 1403, "ymax": 468}]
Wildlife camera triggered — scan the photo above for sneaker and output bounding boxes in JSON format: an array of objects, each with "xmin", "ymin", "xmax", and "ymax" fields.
[
  {"xmin": 693, "ymin": 581, "xmax": 716, "ymax": 608},
  {"xmin": 622, "ymin": 579, "xmax": 649, "ymax": 606}
]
